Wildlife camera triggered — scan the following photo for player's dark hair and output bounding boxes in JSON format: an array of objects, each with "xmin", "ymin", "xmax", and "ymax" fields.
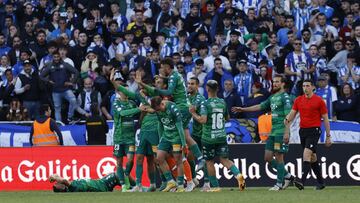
[
  {"xmin": 39, "ymin": 104, "xmax": 51, "ymax": 115},
  {"xmin": 303, "ymin": 79, "xmax": 315, "ymax": 86},
  {"xmin": 190, "ymin": 77, "xmax": 200, "ymax": 85},
  {"xmin": 150, "ymin": 96, "xmax": 162, "ymax": 110},
  {"xmin": 274, "ymin": 74, "xmax": 287, "ymax": 84},
  {"xmin": 160, "ymin": 58, "xmax": 174, "ymax": 69}
]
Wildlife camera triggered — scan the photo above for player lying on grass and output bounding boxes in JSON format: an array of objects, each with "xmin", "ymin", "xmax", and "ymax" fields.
[
  {"xmin": 50, "ymin": 173, "xmax": 120, "ymax": 192},
  {"xmin": 190, "ymin": 80, "xmax": 245, "ymax": 192}
]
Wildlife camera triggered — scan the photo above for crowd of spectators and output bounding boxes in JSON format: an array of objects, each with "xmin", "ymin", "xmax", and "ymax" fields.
[{"xmin": 0, "ymin": 0, "xmax": 359, "ymax": 124}]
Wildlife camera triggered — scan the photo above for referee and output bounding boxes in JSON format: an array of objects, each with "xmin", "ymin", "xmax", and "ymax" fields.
[{"xmin": 284, "ymin": 79, "xmax": 331, "ymax": 190}]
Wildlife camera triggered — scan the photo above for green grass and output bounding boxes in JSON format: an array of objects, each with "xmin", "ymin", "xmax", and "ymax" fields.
[{"xmin": 1, "ymin": 187, "xmax": 359, "ymax": 203}]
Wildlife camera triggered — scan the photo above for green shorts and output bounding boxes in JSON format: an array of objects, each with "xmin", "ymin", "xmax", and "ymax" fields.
[
  {"xmin": 113, "ymin": 144, "xmax": 135, "ymax": 157},
  {"xmin": 158, "ymin": 137, "xmax": 182, "ymax": 154},
  {"xmin": 202, "ymin": 142, "xmax": 229, "ymax": 160},
  {"xmin": 265, "ymin": 136, "xmax": 289, "ymax": 153},
  {"xmin": 179, "ymin": 106, "xmax": 191, "ymax": 129},
  {"xmin": 136, "ymin": 130, "xmax": 159, "ymax": 155}
]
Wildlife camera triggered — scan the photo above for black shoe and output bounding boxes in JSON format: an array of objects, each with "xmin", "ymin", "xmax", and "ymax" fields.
[
  {"xmin": 315, "ymin": 184, "xmax": 325, "ymax": 190},
  {"xmin": 283, "ymin": 175, "xmax": 295, "ymax": 189},
  {"xmin": 293, "ymin": 178, "xmax": 304, "ymax": 190}
]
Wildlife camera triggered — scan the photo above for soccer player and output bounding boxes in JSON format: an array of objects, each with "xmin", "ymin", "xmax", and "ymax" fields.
[
  {"xmin": 136, "ymin": 58, "xmax": 206, "ymax": 172},
  {"xmin": 50, "ymin": 173, "xmax": 120, "ymax": 192},
  {"xmin": 150, "ymin": 96, "xmax": 186, "ymax": 192},
  {"xmin": 232, "ymin": 75, "xmax": 295, "ymax": 191},
  {"xmin": 110, "ymin": 70, "xmax": 157, "ymax": 192},
  {"xmin": 284, "ymin": 79, "xmax": 332, "ymax": 190},
  {"xmin": 190, "ymin": 80, "xmax": 245, "ymax": 192},
  {"xmin": 187, "ymin": 77, "xmax": 210, "ymax": 191},
  {"xmin": 112, "ymin": 83, "xmax": 145, "ymax": 192}
]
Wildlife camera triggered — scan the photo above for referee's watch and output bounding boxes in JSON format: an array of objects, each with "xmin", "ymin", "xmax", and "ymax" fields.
[{"xmin": 326, "ymin": 134, "xmax": 331, "ymax": 138}]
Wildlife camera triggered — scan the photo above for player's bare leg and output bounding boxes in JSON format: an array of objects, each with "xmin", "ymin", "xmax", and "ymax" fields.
[{"xmin": 220, "ymin": 157, "xmax": 245, "ymax": 191}]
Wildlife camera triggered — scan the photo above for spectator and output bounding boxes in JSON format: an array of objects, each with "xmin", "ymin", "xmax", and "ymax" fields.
[
  {"xmin": 0, "ymin": 33, "xmax": 11, "ymax": 56},
  {"xmin": 86, "ymin": 103, "xmax": 108, "ymax": 145},
  {"xmin": 203, "ymin": 58, "xmax": 233, "ymax": 98},
  {"xmin": 40, "ymin": 51, "xmax": 79, "ymax": 122},
  {"xmin": 12, "ymin": 48, "xmax": 35, "ymax": 77},
  {"xmin": 187, "ymin": 58, "xmax": 206, "ymax": 95},
  {"xmin": 29, "ymin": 104, "xmax": 63, "ymax": 146},
  {"xmin": 69, "ymin": 31, "xmax": 89, "ymax": 71},
  {"xmin": 204, "ymin": 43, "xmax": 231, "ymax": 73},
  {"xmin": 338, "ymin": 53, "xmax": 360, "ymax": 90},
  {"xmin": 234, "ymin": 59, "xmax": 253, "ymax": 104},
  {"xmin": 156, "ymin": 32, "xmax": 172, "ymax": 59},
  {"xmin": 109, "ymin": 2, "xmax": 128, "ymax": 32},
  {"xmin": 223, "ymin": 79, "xmax": 242, "ymax": 118},
  {"xmin": 7, "ymin": 35, "xmax": 24, "ymax": 66},
  {"xmin": 80, "ymin": 51, "xmax": 100, "ymax": 80},
  {"xmin": 243, "ymin": 82, "xmax": 268, "ymax": 119},
  {"xmin": 58, "ymin": 45, "xmax": 75, "ymax": 67},
  {"xmin": 334, "ymin": 83, "xmax": 358, "ymax": 122},
  {"xmin": 49, "ymin": 17, "xmax": 71, "ymax": 41},
  {"xmin": 0, "ymin": 55, "xmax": 11, "ymax": 81},
  {"xmin": 315, "ymin": 73, "xmax": 337, "ymax": 121},
  {"xmin": 116, "ymin": 30, "xmax": 134, "ymax": 62},
  {"xmin": 126, "ymin": 70, "xmax": 139, "ymax": 93},
  {"xmin": 39, "ymin": 41, "xmax": 58, "ymax": 71},
  {"xmin": 76, "ymin": 77, "xmax": 102, "ymax": 119},
  {"xmin": 285, "ymin": 38, "xmax": 315, "ymax": 94},
  {"xmin": 277, "ymin": 15, "xmax": 297, "ymax": 47},
  {"xmin": 143, "ymin": 49, "xmax": 160, "ymax": 79},
  {"xmin": 309, "ymin": 44, "xmax": 328, "ymax": 79},
  {"xmin": 244, "ymin": 38, "xmax": 265, "ymax": 76},
  {"xmin": 125, "ymin": 42, "xmax": 146, "ymax": 71},
  {"xmin": 139, "ymin": 34, "xmax": 154, "ymax": 58},
  {"xmin": 6, "ymin": 98, "xmax": 28, "ymax": 121},
  {"xmin": 14, "ymin": 60, "xmax": 42, "ymax": 120},
  {"xmin": 29, "ymin": 30, "xmax": 48, "ymax": 64},
  {"xmin": 327, "ymin": 38, "xmax": 355, "ymax": 73},
  {"xmin": 309, "ymin": 12, "xmax": 337, "ymax": 43}
]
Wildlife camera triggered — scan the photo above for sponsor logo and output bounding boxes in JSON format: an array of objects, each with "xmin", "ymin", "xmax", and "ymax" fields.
[{"xmin": 347, "ymin": 155, "xmax": 360, "ymax": 181}]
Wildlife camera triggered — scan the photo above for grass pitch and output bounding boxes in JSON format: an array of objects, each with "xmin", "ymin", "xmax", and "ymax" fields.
[{"xmin": 1, "ymin": 186, "xmax": 359, "ymax": 203}]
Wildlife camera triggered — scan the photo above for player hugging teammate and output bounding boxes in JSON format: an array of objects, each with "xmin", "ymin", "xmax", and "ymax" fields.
[{"xmin": 50, "ymin": 60, "xmax": 322, "ymax": 193}]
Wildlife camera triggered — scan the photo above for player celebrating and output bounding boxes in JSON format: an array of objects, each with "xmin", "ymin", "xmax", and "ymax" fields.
[
  {"xmin": 190, "ymin": 80, "xmax": 245, "ymax": 192},
  {"xmin": 50, "ymin": 173, "xmax": 120, "ymax": 192},
  {"xmin": 187, "ymin": 77, "xmax": 209, "ymax": 191},
  {"xmin": 150, "ymin": 96, "xmax": 186, "ymax": 192},
  {"xmin": 112, "ymin": 83, "xmax": 145, "ymax": 192},
  {"xmin": 110, "ymin": 70, "xmax": 158, "ymax": 192},
  {"xmin": 232, "ymin": 75, "xmax": 295, "ymax": 191},
  {"xmin": 136, "ymin": 58, "xmax": 206, "ymax": 172}
]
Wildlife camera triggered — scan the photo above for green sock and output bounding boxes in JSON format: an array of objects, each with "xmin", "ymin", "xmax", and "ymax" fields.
[
  {"xmin": 124, "ymin": 176, "xmax": 130, "ymax": 189},
  {"xmin": 203, "ymin": 166, "xmax": 209, "ymax": 183},
  {"xmin": 163, "ymin": 171, "xmax": 173, "ymax": 181},
  {"xmin": 189, "ymin": 160, "xmax": 196, "ymax": 178},
  {"xmin": 117, "ymin": 166, "xmax": 125, "ymax": 185},
  {"xmin": 277, "ymin": 162, "xmax": 285, "ymax": 185},
  {"xmin": 189, "ymin": 144, "xmax": 203, "ymax": 160},
  {"xmin": 135, "ymin": 163, "xmax": 143, "ymax": 185},
  {"xmin": 209, "ymin": 176, "xmax": 219, "ymax": 187},
  {"xmin": 271, "ymin": 159, "xmax": 278, "ymax": 169},
  {"xmin": 177, "ymin": 175, "xmax": 184, "ymax": 186},
  {"xmin": 149, "ymin": 171, "xmax": 156, "ymax": 185},
  {"xmin": 230, "ymin": 165, "xmax": 240, "ymax": 176},
  {"xmin": 125, "ymin": 161, "xmax": 134, "ymax": 176}
]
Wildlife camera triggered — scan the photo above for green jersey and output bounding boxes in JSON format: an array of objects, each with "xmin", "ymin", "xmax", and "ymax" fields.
[
  {"xmin": 148, "ymin": 70, "xmax": 190, "ymax": 108},
  {"xmin": 113, "ymin": 99, "xmax": 140, "ymax": 144},
  {"xmin": 189, "ymin": 92, "xmax": 206, "ymax": 138},
  {"xmin": 68, "ymin": 173, "xmax": 119, "ymax": 192},
  {"xmin": 200, "ymin": 97, "xmax": 228, "ymax": 144},
  {"xmin": 260, "ymin": 92, "xmax": 293, "ymax": 137},
  {"xmin": 117, "ymin": 86, "xmax": 159, "ymax": 133},
  {"xmin": 157, "ymin": 101, "xmax": 185, "ymax": 145}
]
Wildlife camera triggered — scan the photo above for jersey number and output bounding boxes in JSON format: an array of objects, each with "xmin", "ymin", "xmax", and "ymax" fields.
[{"xmin": 211, "ymin": 113, "xmax": 224, "ymax": 130}]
